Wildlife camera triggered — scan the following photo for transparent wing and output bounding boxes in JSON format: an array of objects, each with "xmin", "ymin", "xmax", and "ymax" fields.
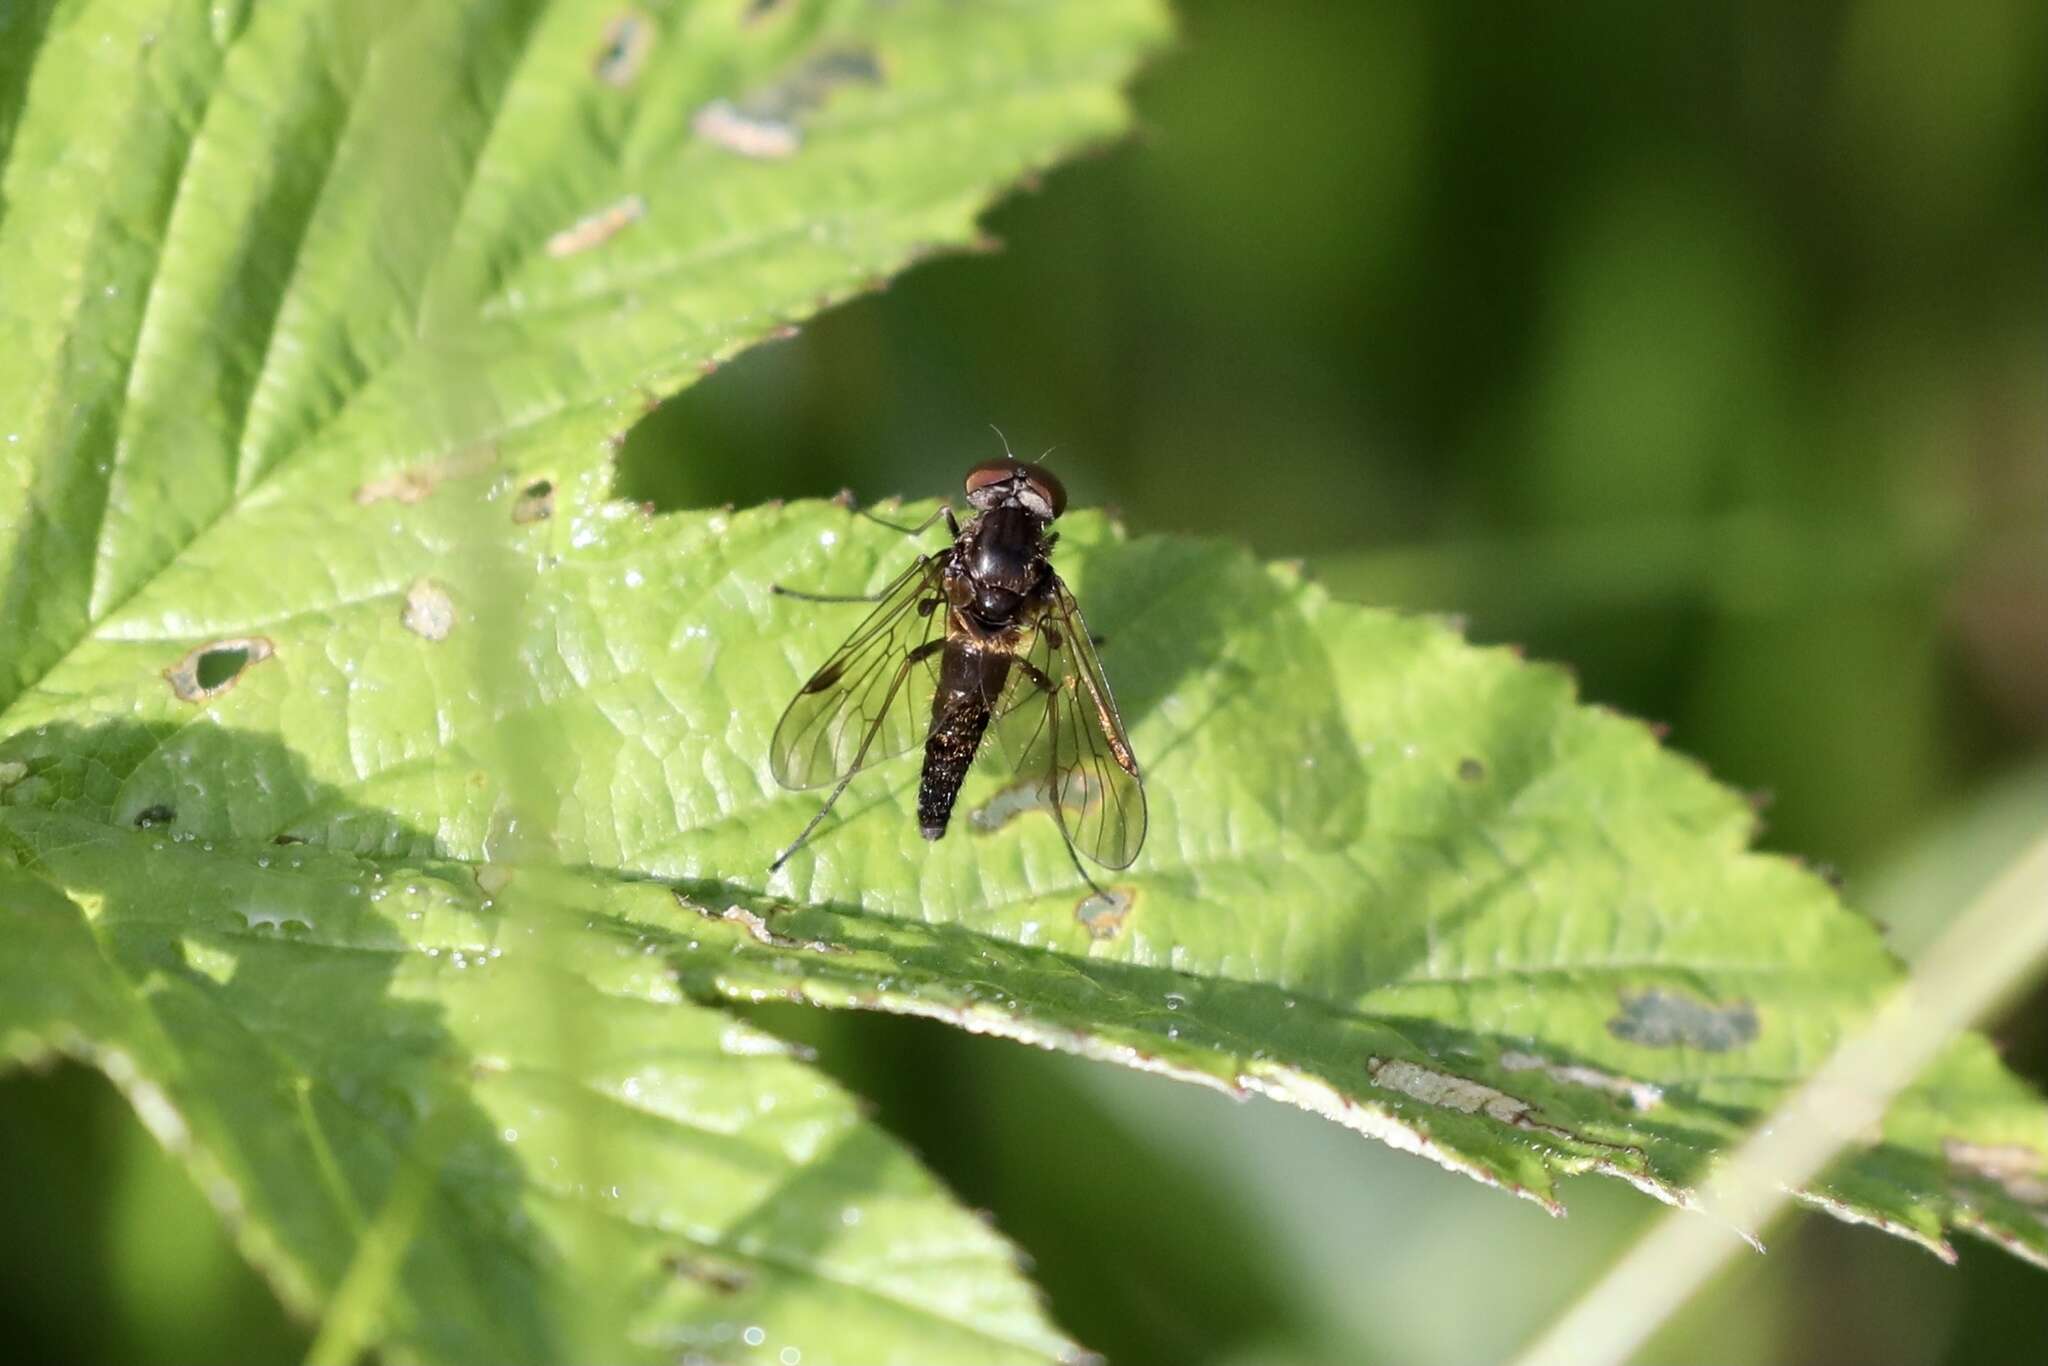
[
  {"xmin": 770, "ymin": 556, "xmax": 945, "ymax": 791},
  {"xmin": 994, "ymin": 576, "xmax": 1147, "ymax": 868}
]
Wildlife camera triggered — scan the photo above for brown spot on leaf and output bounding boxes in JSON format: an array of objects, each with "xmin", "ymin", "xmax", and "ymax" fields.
[
  {"xmin": 1608, "ymin": 988, "xmax": 1759, "ymax": 1052},
  {"xmin": 661, "ymin": 1250, "xmax": 751, "ymax": 1294},
  {"xmin": 133, "ymin": 804, "xmax": 175, "ymax": 829},
  {"xmin": 1456, "ymin": 756, "xmax": 1487, "ymax": 782},
  {"xmin": 353, "ymin": 448, "xmax": 495, "ymax": 505},
  {"xmin": 1945, "ymin": 1138, "xmax": 2048, "ymax": 1205},
  {"xmin": 545, "ymin": 195, "xmax": 645, "ymax": 257},
  {"xmin": 163, "ymin": 637, "xmax": 274, "ymax": 703},
  {"xmin": 1076, "ymin": 887, "xmax": 1132, "ymax": 940}
]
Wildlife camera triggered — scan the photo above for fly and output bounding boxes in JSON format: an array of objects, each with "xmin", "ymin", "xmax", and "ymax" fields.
[{"xmin": 768, "ymin": 451, "xmax": 1147, "ymax": 892}]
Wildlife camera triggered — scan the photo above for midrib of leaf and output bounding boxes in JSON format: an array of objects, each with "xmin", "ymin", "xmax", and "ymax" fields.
[
  {"xmin": 21, "ymin": 7, "xmax": 547, "ymax": 727},
  {"xmin": 0, "ymin": 4, "xmax": 217, "ymax": 710}
]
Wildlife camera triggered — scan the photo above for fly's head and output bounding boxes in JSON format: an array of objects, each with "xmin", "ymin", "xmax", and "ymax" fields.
[{"xmin": 964, "ymin": 458, "xmax": 1065, "ymax": 524}]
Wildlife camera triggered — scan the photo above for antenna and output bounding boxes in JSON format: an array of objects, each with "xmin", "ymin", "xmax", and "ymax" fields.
[
  {"xmin": 1036, "ymin": 444, "xmax": 1062, "ymax": 468},
  {"xmin": 988, "ymin": 423, "xmax": 1015, "ymax": 460}
]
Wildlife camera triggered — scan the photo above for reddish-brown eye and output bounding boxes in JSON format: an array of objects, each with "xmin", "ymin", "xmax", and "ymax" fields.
[
  {"xmin": 1018, "ymin": 462, "xmax": 1066, "ymax": 517},
  {"xmin": 963, "ymin": 459, "xmax": 1021, "ymax": 503}
]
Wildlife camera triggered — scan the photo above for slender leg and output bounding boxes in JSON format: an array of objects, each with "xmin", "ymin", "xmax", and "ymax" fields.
[
  {"xmin": 1064, "ymin": 838, "xmax": 1113, "ymax": 904},
  {"xmin": 769, "ymin": 762, "xmax": 868, "ymax": 871},
  {"xmin": 771, "ymin": 584, "xmax": 889, "ymax": 604},
  {"xmin": 854, "ymin": 501, "xmax": 953, "ymax": 537},
  {"xmin": 773, "ymin": 500, "xmax": 954, "ymax": 598},
  {"xmin": 1014, "ymin": 659, "xmax": 1056, "ymax": 692}
]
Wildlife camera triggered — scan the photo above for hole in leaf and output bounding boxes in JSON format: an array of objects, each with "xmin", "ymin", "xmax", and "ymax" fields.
[
  {"xmin": 592, "ymin": 10, "xmax": 653, "ymax": 87},
  {"xmin": 163, "ymin": 636, "xmax": 275, "ymax": 703},
  {"xmin": 512, "ymin": 479, "xmax": 556, "ymax": 523},
  {"xmin": 196, "ymin": 649, "xmax": 246, "ymax": 691}
]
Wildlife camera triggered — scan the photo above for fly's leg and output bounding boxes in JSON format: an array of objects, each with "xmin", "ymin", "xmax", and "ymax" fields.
[
  {"xmin": 767, "ymin": 762, "xmax": 867, "ymax": 872},
  {"xmin": 772, "ymin": 501, "xmax": 957, "ymax": 599},
  {"xmin": 771, "ymin": 584, "xmax": 890, "ymax": 604},
  {"xmin": 1065, "ymin": 840, "xmax": 1114, "ymax": 905},
  {"xmin": 855, "ymin": 501, "xmax": 958, "ymax": 538},
  {"xmin": 830, "ymin": 487, "xmax": 958, "ymax": 539},
  {"xmin": 769, "ymin": 639, "xmax": 944, "ymax": 872},
  {"xmin": 1015, "ymin": 658, "xmax": 1057, "ymax": 691}
]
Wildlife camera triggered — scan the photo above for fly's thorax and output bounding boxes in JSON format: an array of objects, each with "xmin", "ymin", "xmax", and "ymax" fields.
[{"xmin": 962, "ymin": 504, "xmax": 1049, "ymax": 594}]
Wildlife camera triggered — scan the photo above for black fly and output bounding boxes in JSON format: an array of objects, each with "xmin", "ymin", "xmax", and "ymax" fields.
[{"xmin": 768, "ymin": 456, "xmax": 1146, "ymax": 889}]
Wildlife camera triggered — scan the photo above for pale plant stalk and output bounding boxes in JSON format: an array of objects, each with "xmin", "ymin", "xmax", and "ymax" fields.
[{"xmin": 1513, "ymin": 830, "xmax": 2048, "ymax": 1366}]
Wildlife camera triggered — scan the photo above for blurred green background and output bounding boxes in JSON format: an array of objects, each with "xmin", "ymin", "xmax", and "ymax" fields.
[{"xmin": 5, "ymin": 1, "xmax": 2045, "ymax": 1361}]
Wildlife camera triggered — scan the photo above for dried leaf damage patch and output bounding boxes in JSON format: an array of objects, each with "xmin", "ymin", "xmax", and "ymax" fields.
[
  {"xmin": 546, "ymin": 195, "xmax": 645, "ymax": 257},
  {"xmin": 1369, "ymin": 1058, "xmax": 1579, "ymax": 1144},
  {"xmin": 401, "ymin": 579, "xmax": 458, "ymax": 641},
  {"xmin": 693, "ymin": 46, "xmax": 884, "ymax": 160},
  {"xmin": 592, "ymin": 9, "xmax": 654, "ymax": 87},
  {"xmin": 1945, "ymin": 1139, "xmax": 2048, "ymax": 1206},
  {"xmin": 1608, "ymin": 988, "xmax": 1760, "ymax": 1052},
  {"xmin": 1500, "ymin": 1049, "xmax": 1665, "ymax": 1112},
  {"xmin": 1076, "ymin": 887, "xmax": 1133, "ymax": 941}
]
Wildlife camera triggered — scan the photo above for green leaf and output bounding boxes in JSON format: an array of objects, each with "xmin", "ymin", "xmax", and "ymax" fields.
[
  {"xmin": 0, "ymin": 0, "xmax": 1165, "ymax": 1360},
  {"xmin": 5, "ymin": 4, "xmax": 2048, "ymax": 1366},
  {"xmin": 260, "ymin": 499, "xmax": 2048, "ymax": 1270},
  {"xmin": 0, "ymin": 841, "xmax": 1070, "ymax": 1365}
]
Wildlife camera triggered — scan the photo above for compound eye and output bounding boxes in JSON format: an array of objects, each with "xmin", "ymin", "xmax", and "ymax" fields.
[
  {"xmin": 1019, "ymin": 463, "xmax": 1066, "ymax": 518},
  {"xmin": 964, "ymin": 458, "xmax": 1021, "ymax": 507}
]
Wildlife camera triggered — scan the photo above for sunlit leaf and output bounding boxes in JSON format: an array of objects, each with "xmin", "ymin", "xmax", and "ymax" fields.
[
  {"xmin": 0, "ymin": 0, "xmax": 1166, "ymax": 1360},
  {"xmin": 6, "ymin": 6, "xmax": 2048, "ymax": 1366}
]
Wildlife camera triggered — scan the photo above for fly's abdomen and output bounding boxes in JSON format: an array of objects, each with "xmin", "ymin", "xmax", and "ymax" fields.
[
  {"xmin": 919, "ymin": 645, "xmax": 1009, "ymax": 840},
  {"xmin": 917, "ymin": 703, "xmax": 991, "ymax": 841}
]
